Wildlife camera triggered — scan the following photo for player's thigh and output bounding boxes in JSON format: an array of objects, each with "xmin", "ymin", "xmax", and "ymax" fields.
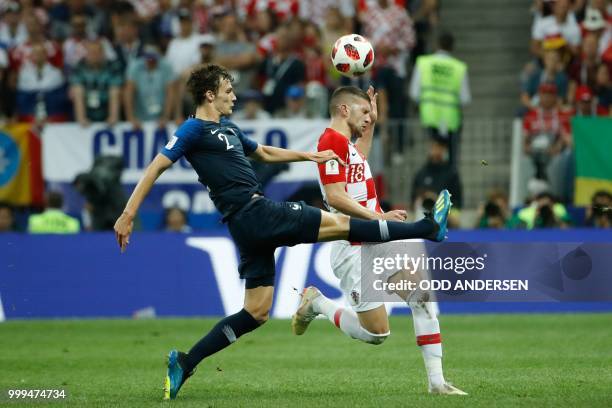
[
  {"xmin": 317, "ymin": 211, "xmax": 351, "ymax": 242},
  {"xmin": 244, "ymin": 286, "xmax": 275, "ymax": 323},
  {"xmin": 357, "ymin": 305, "xmax": 390, "ymax": 334}
]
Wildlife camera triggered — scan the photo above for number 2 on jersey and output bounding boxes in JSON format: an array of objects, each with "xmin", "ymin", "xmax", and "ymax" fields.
[{"xmin": 218, "ymin": 133, "xmax": 234, "ymax": 150}]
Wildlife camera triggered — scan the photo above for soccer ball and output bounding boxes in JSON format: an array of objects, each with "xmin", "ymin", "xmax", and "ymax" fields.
[{"xmin": 331, "ymin": 34, "xmax": 375, "ymax": 77}]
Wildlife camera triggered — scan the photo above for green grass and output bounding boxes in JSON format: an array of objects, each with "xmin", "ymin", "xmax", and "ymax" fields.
[{"xmin": 1, "ymin": 314, "xmax": 611, "ymax": 407}]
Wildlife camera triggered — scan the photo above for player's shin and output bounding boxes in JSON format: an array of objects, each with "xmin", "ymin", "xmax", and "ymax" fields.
[
  {"xmin": 408, "ymin": 295, "xmax": 445, "ymax": 388},
  {"xmin": 182, "ymin": 308, "xmax": 261, "ymax": 372},
  {"xmin": 347, "ymin": 218, "xmax": 436, "ymax": 243}
]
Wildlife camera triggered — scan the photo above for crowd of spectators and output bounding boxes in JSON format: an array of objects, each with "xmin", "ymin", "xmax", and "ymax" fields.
[
  {"xmin": 520, "ymin": 0, "xmax": 612, "ymax": 203},
  {"xmin": 0, "ymin": 0, "xmax": 439, "ymax": 129}
]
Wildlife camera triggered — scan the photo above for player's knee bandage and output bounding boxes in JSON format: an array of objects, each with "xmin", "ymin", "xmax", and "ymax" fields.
[{"xmin": 362, "ymin": 329, "xmax": 391, "ymax": 345}]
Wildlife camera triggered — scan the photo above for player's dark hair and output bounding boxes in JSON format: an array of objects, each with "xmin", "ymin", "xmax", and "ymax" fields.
[
  {"xmin": 329, "ymin": 86, "xmax": 370, "ymax": 116},
  {"xmin": 187, "ymin": 64, "xmax": 234, "ymax": 106},
  {"xmin": 438, "ymin": 31, "xmax": 454, "ymax": 52}
]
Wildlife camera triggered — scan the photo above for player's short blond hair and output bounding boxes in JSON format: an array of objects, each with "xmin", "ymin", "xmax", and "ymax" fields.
[{"xmin": 329, "ymin": 86, "xmax": 370, "ymax": 117}]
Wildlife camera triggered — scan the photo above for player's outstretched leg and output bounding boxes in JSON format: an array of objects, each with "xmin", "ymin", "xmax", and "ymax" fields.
[
  {"xmin": 292, "ymin": 287, "xmax": 389, "ymax": 345},
  {"xmin": 318, "ymin": 190, "xmax": 452, "ymax": 243}
]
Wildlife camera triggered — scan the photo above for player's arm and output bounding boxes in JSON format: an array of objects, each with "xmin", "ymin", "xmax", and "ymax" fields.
[
  {"xmin": 354, "ymin": 86, "xmax": 378, "ymax": 159},
  {"xmin": 251, "ymin": 144, "xmax": 346, "ymax": 165},
  {"xmin": 114, "ymin": 154, "xmax": 173, "ymax": 252},
  {"xmin": 324, "ymin": 182, "xmax": 407, "ymax": 221}
]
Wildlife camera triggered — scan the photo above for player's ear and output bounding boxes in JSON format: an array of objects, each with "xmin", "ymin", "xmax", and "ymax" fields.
[
  {"xmin": 205, "ymin": 90, "xmax": 215, "ymax": 102},
  {"xmin": 340, "ymin": 104, "xmax": 350, "ymax": 117}
]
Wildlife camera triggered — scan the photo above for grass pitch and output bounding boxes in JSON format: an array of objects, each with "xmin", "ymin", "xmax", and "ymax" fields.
[{"xmin": 1, "ymin": 314, "xmax": 611, "ymax": 407}]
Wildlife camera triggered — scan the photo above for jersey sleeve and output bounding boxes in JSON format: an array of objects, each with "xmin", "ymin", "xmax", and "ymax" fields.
[
  {"xmin": 317, "ymin": 132, "xmax": 348, "ymax": 185},
  {"xmin": 161, "ymin": 122, "xmax": 196, "ymax": 162}
]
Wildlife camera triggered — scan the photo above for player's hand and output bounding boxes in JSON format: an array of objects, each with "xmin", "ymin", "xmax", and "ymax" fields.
[
  {"xmin": 367, "ymin": 86, "xmax": 378, "ymax": 123},
  {"xmin": 310, "ymin": 150, "xmax": 346, "ymax": 166},
  {"xmin": 114, "ymin": 212, "xmax": 134, "ymax": 253},
  {"xmin": 381, "ymin": 210, "xmax": 408, "ymax": 221}
]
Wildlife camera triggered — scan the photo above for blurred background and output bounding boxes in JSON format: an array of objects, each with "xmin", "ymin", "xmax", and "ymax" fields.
[{"xmin": 0, "ymin": 0, "xmax": 611, "ymax": 319}]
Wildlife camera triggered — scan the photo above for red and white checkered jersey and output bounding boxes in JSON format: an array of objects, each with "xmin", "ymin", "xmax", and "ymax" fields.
[{"xmin": 317, "ymin": 127, "xmax": 382, "ymax": 215}]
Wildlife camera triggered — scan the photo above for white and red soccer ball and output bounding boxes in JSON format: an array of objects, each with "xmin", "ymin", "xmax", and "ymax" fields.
[{"xmin": 331, "ymin": 34, "xmax": 375, "ymax": 77}]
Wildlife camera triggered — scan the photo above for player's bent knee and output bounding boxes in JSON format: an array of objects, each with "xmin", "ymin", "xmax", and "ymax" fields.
[
  {"xmin": 363, "ymin": 329, "xmax": 390, "ymax": 345},
  {"xmin": 244, "ymin": 306, "xmax": 270, "ymax": 324}
]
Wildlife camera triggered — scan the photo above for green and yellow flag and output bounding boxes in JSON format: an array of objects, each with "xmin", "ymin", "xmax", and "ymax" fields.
[{"xmin": 573, "ymin": 117, "xmax": 612, "ymax": 206}]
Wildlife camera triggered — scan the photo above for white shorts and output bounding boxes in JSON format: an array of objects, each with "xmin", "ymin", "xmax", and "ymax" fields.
[{"xmin": 330, "ymin": 239, "xmax": 428, "ymax": 313}]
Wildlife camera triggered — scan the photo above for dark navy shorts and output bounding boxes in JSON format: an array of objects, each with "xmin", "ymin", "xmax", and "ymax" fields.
[{"xmin": 227, "ymin": 197, "xmax": 322, "ymax": 286}]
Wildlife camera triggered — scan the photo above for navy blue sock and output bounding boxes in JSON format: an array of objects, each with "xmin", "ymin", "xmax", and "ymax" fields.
[
  {"xmin": 183, "ymin": 309, "xmax": 260, "ymax": 372},
  {"xmin": 348, "ymin": 218, "xmax": 436, "ymax": 242}
]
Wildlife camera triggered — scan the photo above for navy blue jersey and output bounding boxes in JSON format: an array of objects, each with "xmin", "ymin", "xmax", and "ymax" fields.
[{"xmin": 161, "ymin": 117, "xmax": 262, "ymax": 218}]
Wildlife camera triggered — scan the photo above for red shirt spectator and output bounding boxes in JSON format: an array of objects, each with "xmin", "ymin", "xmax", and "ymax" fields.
[
  {"xmin": 573, "ymin": 85, "xmax": 609, "ymax": 116},
  {"xmin": 359, "ymin": 0, "xmax": 415, "ymax": 77},
  {"xmin": 523, "ymin": 83, "xmax": 572, "ymax": 144},
  {"xmin": 9, "ymin": 13, "xmax": 63, "ymax": 71}
]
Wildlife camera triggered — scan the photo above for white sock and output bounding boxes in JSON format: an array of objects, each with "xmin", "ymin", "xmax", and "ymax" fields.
[
  {"xmin": 409, "ymin": 300, "xmax": 445, "ymax": 388},
  {"xmin": 312, "ymin": 295, "xmax": 387, "ymax": 344}
]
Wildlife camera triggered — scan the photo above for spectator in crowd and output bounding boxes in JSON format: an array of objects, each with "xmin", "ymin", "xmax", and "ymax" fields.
[
  {"xmin": 112, "ymin": 14, "xmax": 144, "ymax": 73},
  {"xmin": 16, "ymin": 42, "xmax": 70, "ymax": 124},
  {"xmin": 523, "ymin": 82, "xmax": 572, "ymax": 184},
  {"xmin": 411, "ymin": 139, "xmax": 463, "ymax": 227},
  {"xmin": 124, "ymin": 44, "xmax": 175, "ymax": 129},
  {"xmin": 213, "ymin": 10, "xmax": 261, "ymax": 96},
  {"xmin": 573, "ymin": 84, "xmax": 609, "ymax": 115},
  {"xmin": 567, "ymin": 33, "xmax": 601, "ymax": 104},
  {"xmin": 62, "ymin": 13, "xmax": 116, "ymax": 73},
  {"xmin": 0, "ymin": 202, "xmax": 15, "ymax": 232},
  {"xmin": 274, "ymin": 85, "xmax": 308, "ymax": 118},
  {"xmin": 361, "ymin": 0, "xmax": 416, "ymax": 153},
  {"xmin": 477, "ymin": 202, "xmax": 508, "ymax": 229},
  {"xmin": 320, "ymin": 7, "xmax": 350, "ymax": 86},
  {"xmin": 248, "ymin": 8, "xmax": 279, "ymax": 51},
  {"xmin": 585, "ymin": 190, "xmax": 612, "ymax": 228},
  {"xmin": 302, "ymin": 22, "xmax": 328, "ymax": 118},
  {"xmin": 164, "ymin": 206, "xmax": 192, "ymax": 233},
  {"xmin": 531, "ymin": 0, "xmax": 582, "ymax": 57},
  {"xmin": 232, "ymin": 89, "xmax": 271, "ymax": 120},
  {"xmin": 9, "ymin": 13, "xmax": 63, "ymax": 72},
  {"xmin": 28, "ymin": 191, "xmax": 80, "ymax": 234},
  {"xmin": 147, "ymin": 0, "xmax": 178, "ymax": 51},
  {"xmin": 515, "ymin": 192, "xmax": 571, "ymax": 229},
  {"xmin": 298, "ymin": 0, "xmax": 355, "ymax": 31},
  {"xmin": 581, "ymin": 6, "xmax": 608, "ymax": 41},
  {"xmin": 0, "ymin": 1, "xmax": 27, "ymax": 49},
  {"xmin": 594, "ymin": 62, "xmax": 612, "ymax": 114},
  {"xmin": 410, "ymin": 31, "xmax": 471, "ymax": 168},
  {"xmin": 521, "ymin": 48, "xmax": 569, "ymax": 111},
  {"xmin": 198, "ymin": 34, "xmax": 216, "ymax": 65},
  {"xmin": 48, "ymin": 0, "xmax": 104, "ymax": 42},
  {"xmin": 70, "ymin": 40, "xmax": 123, "ymax": 127},
  {"xmin": 475, "ymin": 189, "xmax": 512, "ymax": 229},
  {"xmin": 260, "ymin": 22, "xmax": 306, "ymax": 114},
  {"xmin": 166, "ymin": 8, "xmax": 205, "ymax": 122},
  {"xmin": 165, "ymin": 8, "xmax": 202, "ymax": 78},
  {"xmin": 407, "ymin": 0, "xmax": 439, "ymax": 62}
]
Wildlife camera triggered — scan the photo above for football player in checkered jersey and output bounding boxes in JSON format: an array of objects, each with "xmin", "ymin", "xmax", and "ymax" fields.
[{"xmin": 291, "ymin": 85, "xmax": 466, "ymax": 396}]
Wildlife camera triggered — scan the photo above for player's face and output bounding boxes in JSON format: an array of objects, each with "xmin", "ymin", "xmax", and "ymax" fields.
[
  {"xmin": 214, "ymin": 78, "xmax": 237, "ymax": 116},
  {"xmin": 346, "ymin": 99, "xmax": 372, "ymax": 138}
]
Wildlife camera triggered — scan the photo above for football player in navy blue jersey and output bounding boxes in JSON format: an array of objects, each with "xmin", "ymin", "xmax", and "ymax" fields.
[{"xmin": 113, "ymin": 64, "xmax": 452, "ymax": 400}]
